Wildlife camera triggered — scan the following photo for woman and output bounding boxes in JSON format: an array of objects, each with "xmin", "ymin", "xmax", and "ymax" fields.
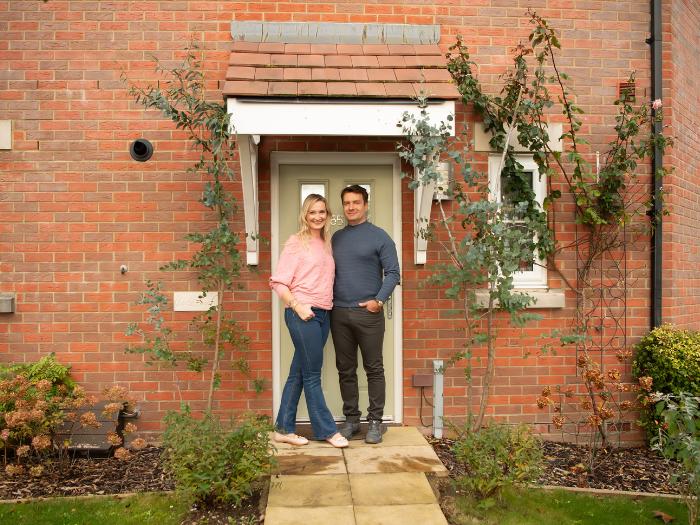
[{"xmin": 269, "ymin": 194, "xmax": 348, "ymax": 448}]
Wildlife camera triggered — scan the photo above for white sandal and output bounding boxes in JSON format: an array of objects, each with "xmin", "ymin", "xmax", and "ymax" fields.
[
  {"xmin": 273, "ymin": 432, "xmax": 309, "ymax": 446},
  {"xmin": 326, "ymin": 432, "xmax": 349, "ymax": 448}
]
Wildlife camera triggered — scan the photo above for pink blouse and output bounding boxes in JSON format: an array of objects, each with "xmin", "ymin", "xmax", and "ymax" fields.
[{"xmin": 269, "ymin": 235, "xmax": 335, "ymax": 310}]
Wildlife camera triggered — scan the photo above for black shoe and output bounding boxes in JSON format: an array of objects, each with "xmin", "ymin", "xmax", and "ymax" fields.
[
  {"xmin": 365, "ymin": 419, "xmax": 383, "ymax": 444},
  {"xmin": 338, "ymin": 420, "xmax": 360, "ymax": 440}
]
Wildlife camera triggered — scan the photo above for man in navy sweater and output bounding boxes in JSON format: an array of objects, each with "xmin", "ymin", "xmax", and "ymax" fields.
[{"xmin": 331, "ymin": 185, "xmax": 401, "ymax": 444}]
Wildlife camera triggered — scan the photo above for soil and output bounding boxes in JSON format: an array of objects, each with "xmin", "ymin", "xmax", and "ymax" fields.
[{"xmin": 429, "ymin": 437, "xmax": 682, "ymax": 495}]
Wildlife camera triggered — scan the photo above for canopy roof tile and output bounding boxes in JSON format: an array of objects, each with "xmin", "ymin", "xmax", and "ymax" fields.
[{"xmin": 223, "ymin": 41, "xmax": 459, "ymax": 100}]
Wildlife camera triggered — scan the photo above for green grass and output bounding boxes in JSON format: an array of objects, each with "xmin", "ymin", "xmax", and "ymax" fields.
[
  {"xmin": 0, "ymin": 492, "xmax": 189, "ymax": 525},
  {"xmin": 452, "ymin": 486, "xmax": 691, "ymax": 525}
]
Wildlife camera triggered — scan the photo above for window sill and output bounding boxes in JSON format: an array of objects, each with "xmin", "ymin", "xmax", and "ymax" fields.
[{"xmin": 474, "ymin": 289, "xmax": 566, "ymax": 309}]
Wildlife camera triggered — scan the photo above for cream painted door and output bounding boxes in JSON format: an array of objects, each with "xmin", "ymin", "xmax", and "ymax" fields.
[{"xmin": 277, "ymin": 164, "xmax": 396, "ymax": 420}]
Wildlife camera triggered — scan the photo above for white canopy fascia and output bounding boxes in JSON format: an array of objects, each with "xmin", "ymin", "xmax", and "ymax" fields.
[
  {"xmin": 232, "ymin": 98, "xmax": 455, "ymax": 266},
  {"xmin": 228, "ymin": 98, "xmax": 455, "ymax": 136}
]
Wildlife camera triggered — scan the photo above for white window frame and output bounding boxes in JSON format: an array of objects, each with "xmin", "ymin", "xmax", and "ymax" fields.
[{"xmin": 488, "ymin": 155, "xmax": 548, "ymax": 289}]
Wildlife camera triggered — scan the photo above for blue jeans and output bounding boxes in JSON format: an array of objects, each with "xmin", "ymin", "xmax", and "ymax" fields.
[{"xmin": 276, "ymin": 307, "xmax": 337, "ymax": 440}]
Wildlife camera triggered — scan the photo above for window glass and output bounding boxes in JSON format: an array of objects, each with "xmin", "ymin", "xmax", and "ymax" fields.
[{"xmin": 488, "ymin": 156, "xmax": 547, "ymax": 288}]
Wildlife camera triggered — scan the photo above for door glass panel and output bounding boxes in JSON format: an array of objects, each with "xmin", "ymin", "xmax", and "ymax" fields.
[{"xmin": 300, "ymin": 183, "xmax": 326, "ymax": 204}]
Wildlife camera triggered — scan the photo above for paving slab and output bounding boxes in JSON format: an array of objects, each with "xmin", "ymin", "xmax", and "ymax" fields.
[
  {"xmin": 354, "ymin": 504, "xmax": 448, "ymax": 525},
  {"xmin": 370, "ymin": 426, "xmax": 431, "ymax": 447},
  {"xmin": 344, "ymin": 445, "xmax": 448, "ymax": 476},
  {"xmin": 268, "ymin": 474, "xmax": 352, "ymax": 507},
  {"xmin": 274, "ymin": 447, "xmax": 347, "ymax": 475},
  {"xmin": 349, "ymin": 472, "xmax": 436, "ymax": 505},
  {"xmin": 265, "ymin": 505, "xmax": 356, "ymax": 525}
]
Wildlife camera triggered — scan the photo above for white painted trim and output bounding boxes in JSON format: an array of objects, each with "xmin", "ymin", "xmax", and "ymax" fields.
[
  {"xmin": 488, "ymin": 155, "xmax": 548, "ymax": 289},
  {"xmin": 270, "ymin": 152, "xmax": 404, "ymax": 423},
  {"xmin": 474, "ymin": 289, "xmax": 565, "ymax": 309},
  {"xmin": 474, "ymin": 122, "xmax": 563, "ymax": 153},
  {"xmin": 228, "ymin": 98, "xmax": 455, "ymax": 137},
  {"xmin": 238, "ymin": 135, "xmax": 260, "ymax": 265}
]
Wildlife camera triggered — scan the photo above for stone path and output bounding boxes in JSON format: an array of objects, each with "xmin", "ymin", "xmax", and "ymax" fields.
[{"xmin": 265, "ymin": 427, "xmax": 449, "ymax": 525}]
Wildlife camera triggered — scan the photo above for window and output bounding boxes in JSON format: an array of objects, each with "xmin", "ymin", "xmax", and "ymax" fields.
[{"xmin": 488, "ymin": 155, "xmax": 547, "ymax": 289}]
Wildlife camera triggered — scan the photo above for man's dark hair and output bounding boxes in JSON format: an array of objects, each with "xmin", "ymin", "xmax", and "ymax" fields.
[{"xmin": 341, "ymin": 184, "xmax": 369, "ymax": 204}]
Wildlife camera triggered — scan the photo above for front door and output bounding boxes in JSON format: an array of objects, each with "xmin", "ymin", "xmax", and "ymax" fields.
[{"xmin": 275, "ymin": 161, "xmax": 397, "ymax": 421}]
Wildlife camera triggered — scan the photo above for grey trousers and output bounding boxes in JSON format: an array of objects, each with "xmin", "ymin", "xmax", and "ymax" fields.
[{"xmin": 331, "ymin": 307, "xmax": 386, "ymax": 422}]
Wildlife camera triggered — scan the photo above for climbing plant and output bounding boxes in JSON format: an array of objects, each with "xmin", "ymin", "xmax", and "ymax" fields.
[
  {"xmin": 123, "ymin": 44, "xmax": 263, "ymax": 410},
  {"xmin": 400, "ymin": 11, "xmax": 670, "ymax": 441}
]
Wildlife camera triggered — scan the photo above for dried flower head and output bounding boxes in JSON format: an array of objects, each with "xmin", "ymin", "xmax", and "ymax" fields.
[
  {"xmin": 102, "ymin": 402, "xmax": 123, "ymax": 417},
  {"xmin": 577, "ymin": 355, "xmax": 588, "ymax": 368},
  {"xmin": 29, "ymin": 465, "xmax": 44, "ymax": 478},
  {"xmin": 620, "ymin": 400, "xmax": 632, "ymax": 411},
  {"xmin": 113, "ymin": 447, "xmax": 132, "ymax": 461},
  {"xmin": 563, "ymin": 388, "xmax": 575, "ymax": 399},
  {"xmin": 16, "ymin": 445, "xmax": 31, "ymax": 458},
  {"xmin": 106, "ymin": 432, "xmax": 122, "ymax": 447},
  {"xmin": 581, "ymin": 400, "xmax": 593, "ymax": 410},
  {"xmin": 652, "ymin": 99, "xmax": 663, "ymax": 110},
  {"xmin": 552, "ymin": 415, "xmax": 565, "ymax": 429},
  {"xmin": 5, "ymin": 464, "xmax": 25, "ymax": 476},
  {"xmin": 32, "ymin": 434, "xmax": 52, "ymax": 451},
  {"xmin": 638, "ymin": 376, "xmax": 653, "ymax": 392},
  {"xmin": 129, "ymin": 438, "xmax": 147, "ymax": 451},
  {"xmin": 607, "ymin": 369, "xmax": 621, "ymax": 381},
  {"xmin": 615, "ymin": 349, "xmax": 632, "ymax": 362},
  {"xmin": 1, "ymin": 429, "xmax": 10, "ymax": 441},
  {"xmin": 80, "ymin": 412, "xmax": 101, "ymax": 429},
  {"xmin": 541, "ymin": 386, "xmax": 552, "ymax": 398},
  {"xmin": 587, "ymin": 414, "xmax": 602, "ymax": 428},
  {"xmin": 103, "ymin": 385, "xmax": 129, "ymax": 401},
  {"xmin": 536, "ymin": 396, "xmax": 550, "ymax": 409},
  {"xmin": 599, "ymin": 407, "xmax": 615, "ymax": 421},
  {"xmin": 124, "ymin": 422, "xmax": 137, "ymax": 433},
  {"xmin": 35, "ymin": 379, "xmax": 52, "ymax": 392}
]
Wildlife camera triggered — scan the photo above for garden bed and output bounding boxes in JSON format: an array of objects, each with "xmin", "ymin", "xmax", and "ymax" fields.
[
  {"xmin": 430, "ymin": 437, "xmax": 682, "ymax": 495},
  {"xmin": 0, "ymin": 439, "xmax": 682, "ymax": 525}
]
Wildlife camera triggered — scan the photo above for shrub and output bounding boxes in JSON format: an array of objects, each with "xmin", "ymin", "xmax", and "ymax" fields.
[
  {"xmin": 0, "ymin": 354, "xmax": 81, "ymax": 459},
  {"xmin": 633, "ymin": 325, "xmax": 700, "ymax": 439},
  {"xmin": 633, "ymin": 325, "xmax": 700, "ymax": 394},
  {"xmin": 452, "ymin": 423, "xmax": 543, "ymax": 501},
  {"xmin": 162, "ymin": 408, "xmax": 273, "ymax": 506},
  {"xmin": 651, "ymin": 393, "xmax": 700, "ymax": 525},
  {"xmin": 0, "ymin": 355, "xmax": 141, "ymax": 471}
]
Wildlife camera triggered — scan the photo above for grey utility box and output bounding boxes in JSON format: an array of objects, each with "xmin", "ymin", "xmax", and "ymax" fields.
[{"xmin": 0, "ymin": 293, "xmax": 16, "ymax": 313}]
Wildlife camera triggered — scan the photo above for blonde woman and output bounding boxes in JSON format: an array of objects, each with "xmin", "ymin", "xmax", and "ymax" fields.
[{"xmin": 269, "ymin": 194, "xmax": 348, "ymax": 448}]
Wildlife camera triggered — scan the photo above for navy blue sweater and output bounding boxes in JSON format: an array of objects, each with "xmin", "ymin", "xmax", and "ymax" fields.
[{"xmin": 331, "ymin": 221, "xmax": 400, "ymax": 307}]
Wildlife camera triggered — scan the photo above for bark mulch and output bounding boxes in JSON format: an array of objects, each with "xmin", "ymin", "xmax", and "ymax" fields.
[
  {"xmin": 429, "ymin": 437, "xmax": 682, "ymax": 495},
  {"xmin": 0, "ymin": 446, "xmax": 173, "ymax": 500}
]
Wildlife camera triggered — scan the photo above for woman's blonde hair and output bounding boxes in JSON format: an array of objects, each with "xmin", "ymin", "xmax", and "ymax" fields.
[{"xmin": 297, "ymin": 193, "xmax": 331, "ymax": 249}]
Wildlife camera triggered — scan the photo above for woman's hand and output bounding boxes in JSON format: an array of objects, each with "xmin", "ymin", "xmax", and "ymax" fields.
[{"xmin": 294, "ymin": 303, "xmax": 315, "ymax": 321}]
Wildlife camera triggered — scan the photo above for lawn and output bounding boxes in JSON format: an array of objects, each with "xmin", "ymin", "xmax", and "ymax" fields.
[
  {"xmin": 0, "ymin": 492, "xmax": 188, "ymax": 525},
  {"xmin": 451, "ymin": 486, "xmax": 690, "ymax": 525}
]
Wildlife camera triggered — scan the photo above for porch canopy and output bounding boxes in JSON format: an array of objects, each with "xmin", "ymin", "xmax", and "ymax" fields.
[{"xmin": 224, "ymin": 22, "xmax": 459, "ymax": 264}]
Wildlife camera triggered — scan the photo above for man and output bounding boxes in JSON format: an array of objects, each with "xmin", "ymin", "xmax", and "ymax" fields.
[{"xmin": 331, "ymin": 184, "xmax": 401, "ymax": 444}]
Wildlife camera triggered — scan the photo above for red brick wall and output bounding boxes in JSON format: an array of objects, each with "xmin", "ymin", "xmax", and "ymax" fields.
[
  {"xmin": 662, "ymin": 0, "xmax": 700, "ymax": 329},
  {"xmin": 0, "ymin": 1, "xmax": 662, "ymax": 440}
]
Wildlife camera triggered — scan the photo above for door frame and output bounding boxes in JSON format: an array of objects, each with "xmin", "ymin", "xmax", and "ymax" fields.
[{"xmin": 270, "ymin": 151, "xmax": 404, "ymax": 423}]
